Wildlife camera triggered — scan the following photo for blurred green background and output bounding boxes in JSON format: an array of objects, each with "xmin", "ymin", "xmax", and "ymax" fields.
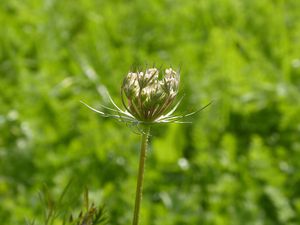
[{"xmin": 1, "ymin": 0, "xmax": 300, "ymax": 224}]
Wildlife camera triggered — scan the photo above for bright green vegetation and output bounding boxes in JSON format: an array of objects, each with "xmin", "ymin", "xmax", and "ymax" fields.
[{"xmin": 1, "ymin": 0, "xmax": 300, "ymax": 224}]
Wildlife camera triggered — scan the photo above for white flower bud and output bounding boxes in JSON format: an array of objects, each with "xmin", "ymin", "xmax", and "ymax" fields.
[{"xmin": 121, "ymin": 67, "xmax": 180, "ymax": 122}]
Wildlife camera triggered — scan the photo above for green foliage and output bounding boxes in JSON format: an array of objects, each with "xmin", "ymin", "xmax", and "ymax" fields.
[{"xmin": 1, "ymin": 0, "xmax": 300, "ymax": 224}]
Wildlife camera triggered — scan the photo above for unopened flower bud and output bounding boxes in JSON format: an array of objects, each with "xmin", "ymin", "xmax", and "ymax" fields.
[
  {"xmin": 82, "ymin": 66, "xmax": 211, "ymax": 126},
  {"xmin": 121, "ymin": 67, "xmax": 180, "ymax": 122}
]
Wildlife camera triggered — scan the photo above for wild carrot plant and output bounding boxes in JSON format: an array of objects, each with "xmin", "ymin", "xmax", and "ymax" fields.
[{"xmin": 82, "ymin": 67, "xmax": 210, "ymax": 225}]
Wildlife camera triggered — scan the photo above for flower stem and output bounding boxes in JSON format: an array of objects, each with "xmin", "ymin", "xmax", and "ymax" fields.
[{"xmin": 132, "ymin": 126, "xmax": 150, "ymax": 225}]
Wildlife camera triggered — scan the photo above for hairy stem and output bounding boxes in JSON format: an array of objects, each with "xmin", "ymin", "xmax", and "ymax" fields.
[{"xmin": 132, "ymin": 126, "xmax": 150, "ymax": 225}]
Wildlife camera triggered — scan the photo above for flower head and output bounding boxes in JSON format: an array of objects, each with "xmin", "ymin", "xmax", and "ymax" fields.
[
  {"xmin": 81, "ymin": 67, "xmax": 211, "ymax": 125},
  {"xmin": 121, "ymin": 68, "xmax": 179, "ymax": 122}
]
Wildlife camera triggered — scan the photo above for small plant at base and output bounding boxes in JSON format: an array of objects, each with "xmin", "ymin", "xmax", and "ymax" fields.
[
  {"xmin": 69, "ymin": 188, "xmax": 107, "ymax": 225},
  {"xmin": 28, "ymin": 183, "xmax": 107, "ymax": 225},
  {"xmin": 81, "ymin": 67, "xmax": 211, "ymax": 225}
]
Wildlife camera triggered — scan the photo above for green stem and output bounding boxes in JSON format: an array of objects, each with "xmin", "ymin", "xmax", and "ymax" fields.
[{"xmin": 132, "ymin": 126, "xmax": 150, "ymax": 225}]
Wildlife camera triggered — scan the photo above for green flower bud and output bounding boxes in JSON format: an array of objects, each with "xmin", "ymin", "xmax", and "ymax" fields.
[
  {"xmin": 82, "ymin": 66, "xmax": 211, "ymax": 126},
  {"xmin": 121, "ymin": 67, "xmax": 180, "ymax": 122}
]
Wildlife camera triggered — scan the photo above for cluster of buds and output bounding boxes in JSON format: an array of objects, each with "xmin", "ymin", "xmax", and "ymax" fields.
[
  {"xmin": 81, "ymin": 66, "xmax": 210, "ymax": 126},
  {"xmin": 121, "ymin": 68, "xmax": 179, "ymax": 122}
]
